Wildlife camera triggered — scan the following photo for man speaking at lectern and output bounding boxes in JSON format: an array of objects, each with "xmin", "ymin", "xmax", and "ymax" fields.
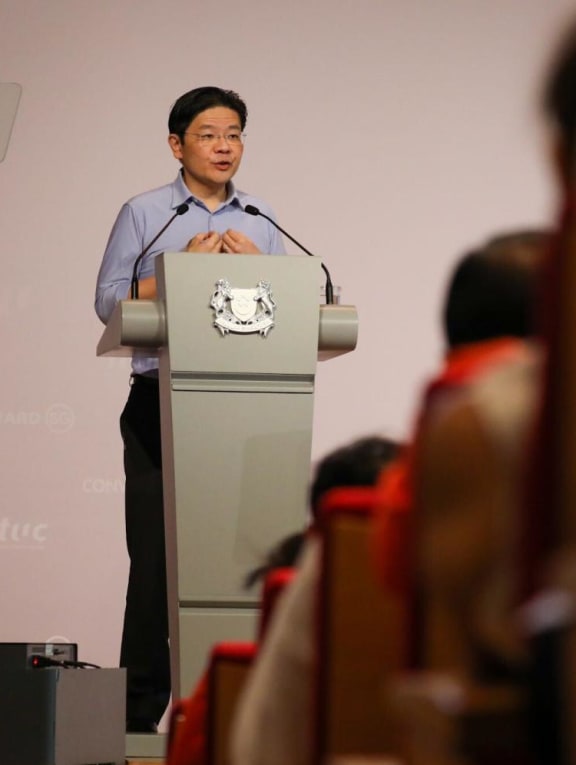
[{"xmin": 95, "ymin": 86, "xmax": 286, "ymax": 733}]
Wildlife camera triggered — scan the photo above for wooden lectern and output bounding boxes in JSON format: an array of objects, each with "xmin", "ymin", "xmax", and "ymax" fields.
[{"xmin": 98, "ymin": 252, "xmax": 357, "ymax": 753}]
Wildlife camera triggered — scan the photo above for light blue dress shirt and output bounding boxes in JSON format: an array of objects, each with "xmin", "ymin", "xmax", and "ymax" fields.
[{"xmin": 95, "ymin": 172, "xmax": 286, "ymax": 374}]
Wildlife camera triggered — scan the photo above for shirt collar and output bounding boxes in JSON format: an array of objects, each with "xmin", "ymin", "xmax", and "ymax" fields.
[{"xmin": 171, "ymin": 171, "xmax": 241, "ymax": 211}]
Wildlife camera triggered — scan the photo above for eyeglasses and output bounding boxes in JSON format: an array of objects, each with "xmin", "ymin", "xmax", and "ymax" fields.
[{"xmin": 184, "ymin": 132, "xmax": 245, "ymax": 146}]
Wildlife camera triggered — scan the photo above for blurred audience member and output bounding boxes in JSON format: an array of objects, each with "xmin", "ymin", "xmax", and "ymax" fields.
[
  {"xmin": 518, "ymin": 18, "xmax": 576, "ymax": 764},
  {"xmin": 230, "ymin": 436, "xmax": 400, "ymax": 765},
  {"xmin": 373, "ymin": 230, "xmax": 548, "ymax": 679}
]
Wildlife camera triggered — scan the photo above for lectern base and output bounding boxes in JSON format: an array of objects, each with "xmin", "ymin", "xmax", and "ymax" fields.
[
  {"xmin": 126, "ymin": 732, "xmax": 167, "ymax": 760},
  {"xmin": 0, "ymin": 667, "xmax": 126, "ymax": 765},
  {"xmin": 177, "ymin": 606, "xmax": 258, "ymax": 697}
]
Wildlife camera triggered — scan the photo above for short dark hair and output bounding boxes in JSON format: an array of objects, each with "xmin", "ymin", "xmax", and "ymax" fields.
[
  {"xmin": 168, "ymin": 86, "xmax": 248, "ymax": 140},
  {"xmin": 442, "ymin": 229, "xmax": 550, "ymax": 349},
  {"xmin": 543, "ymin": 19, "xmax": 576, "ymax": 167},
  {"xmin": 309, "ymin": 436, "xmax": 400, "ymax": 518}
]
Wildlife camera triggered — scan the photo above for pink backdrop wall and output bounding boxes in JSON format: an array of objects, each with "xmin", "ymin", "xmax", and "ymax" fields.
[{"xmin": 1, "ymin": 0, "xmax": 572, "ymax": 700}]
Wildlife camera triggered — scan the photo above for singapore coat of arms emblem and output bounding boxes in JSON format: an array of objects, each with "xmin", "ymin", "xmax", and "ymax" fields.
[{"xmin": 210, "ymin": 279, "xmax": 276, "ymax": 337}]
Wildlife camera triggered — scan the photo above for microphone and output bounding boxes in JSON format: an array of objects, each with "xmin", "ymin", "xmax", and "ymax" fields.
[
  {"xmin": 244, "ymin": 204, "xmax": 335, "ymax": 304},
  {"xmin": 130, "ymin": 202, "xmax": 190, "ymax": 299}
]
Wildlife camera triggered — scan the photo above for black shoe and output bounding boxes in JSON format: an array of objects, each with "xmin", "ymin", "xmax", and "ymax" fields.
[{"xmin": 126, "ymin": 719, "xmax": 158, "ymax": 733}]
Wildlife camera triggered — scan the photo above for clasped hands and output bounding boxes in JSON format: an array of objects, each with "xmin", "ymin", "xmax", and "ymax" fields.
[{"xmin": 184, "ymin": 229, "xmax": 260, "ymax": 255}]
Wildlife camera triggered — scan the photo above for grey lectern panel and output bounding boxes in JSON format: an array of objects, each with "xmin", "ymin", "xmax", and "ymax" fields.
[
  {"xmin": 166, "ymin": 388, "xmax": 313, "ymax": 600},
  {"xmin": 156, "ymin": 252, "xmax": 322, "ymax": 698},
  {"xmin": 163, "ymin": 387, "xmax": 314, "ymax": 696},
  {"xmin": 156, "ymin": 252, "xmax": 321, "ymax": 376}
]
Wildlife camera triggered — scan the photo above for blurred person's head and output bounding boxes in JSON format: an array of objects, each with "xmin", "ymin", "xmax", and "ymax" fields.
[
  {"xmin": 543, "ymin": 19, "xmax": 576, "ymax": 184},
  {"xmin": 442, "ymin": 229, "xmax": 551, "ymax": 351},
  {"xmin": 309, "ymin": 436, "xmax": 400, "ymax": 519}
]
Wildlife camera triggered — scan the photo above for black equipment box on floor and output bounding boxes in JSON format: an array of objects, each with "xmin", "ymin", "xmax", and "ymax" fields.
[{"xmin": 0, "ymin": 667, "xmax": 126, "ymax": 765}]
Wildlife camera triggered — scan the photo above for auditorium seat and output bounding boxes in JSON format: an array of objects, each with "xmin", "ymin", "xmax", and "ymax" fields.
[
  {"xmin": 311, "ymin": 485, "xmax": 532, "ymax": 765},
  {"xmin": 206, "ymin": 642, "xmax": 257, "ymax": 765},
  {"xmin": 313, "ymin": 486, "xmax": 406, "ymax": 762}
]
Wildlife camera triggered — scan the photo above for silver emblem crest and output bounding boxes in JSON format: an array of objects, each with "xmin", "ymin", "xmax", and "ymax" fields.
[{"xmin": 210, "ymin": 279, "xmax": 276, "ymax": 336}]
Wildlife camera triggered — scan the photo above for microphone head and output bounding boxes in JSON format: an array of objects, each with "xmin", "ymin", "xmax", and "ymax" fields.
[
  {"xmin": 244, "ymin": 204, "xmax": 260, "ymax": 216},
  {"xmin": 176, "ymin": 203, "xmax": 190, "ymax": 215}
]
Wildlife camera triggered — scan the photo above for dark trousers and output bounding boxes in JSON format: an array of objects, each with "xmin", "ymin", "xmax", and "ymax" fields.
[{"xmin": 119, "ymin": 375, "xmax": 170, "ymax": 724}]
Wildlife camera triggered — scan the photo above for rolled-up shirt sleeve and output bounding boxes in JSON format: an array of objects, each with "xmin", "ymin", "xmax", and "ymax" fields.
[{"xmin": 95, "ymin": 203, "xmax": 143, "ymax": 324}]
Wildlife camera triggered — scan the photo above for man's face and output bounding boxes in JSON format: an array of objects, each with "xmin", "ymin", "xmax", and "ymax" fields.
[{"xmin": 168, "ymin": 106, "xmax": 244, "ymax": 196}]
